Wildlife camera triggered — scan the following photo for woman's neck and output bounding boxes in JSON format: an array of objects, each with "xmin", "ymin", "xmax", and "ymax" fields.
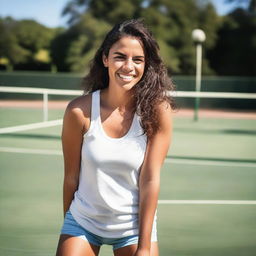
[{"xmin": 101, "ymin": 87, "xmax": 135, "ymax": 113}]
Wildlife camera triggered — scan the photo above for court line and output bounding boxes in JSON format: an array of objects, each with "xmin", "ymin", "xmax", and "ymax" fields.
[
  {"xmin": 0, "ymin": 147, "xmax": 256, "ymax": 168},
  {"xmin": 0, "ymin": 119, "xmax": 62, "ymax": 134},
  {"xmin": 165, "ymin": 158, "xmax": 256, "ymax": 168},
  {"xmin": 0, "ymin": 147, "xmax": 62, "ymax": 155},
  {"xmin": 158, "ymin": 200, "xmax": 256, "ymax": 205}
]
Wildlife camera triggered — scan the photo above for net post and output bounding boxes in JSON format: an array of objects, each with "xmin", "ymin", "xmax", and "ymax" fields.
[
  {"xmin": 43, "ymin": 91, "xmax": 48, "ymax": 122},
  {"xmin": 192, "ymin": 29, "xmax": 206, "ymax": 122},
  {"xmin": 194, "ymin": 95, "xmax": 200, "ymax": 121},
  {"xmin": 193, "ymin": 44, "xmax": 202, "ymax": 122}
]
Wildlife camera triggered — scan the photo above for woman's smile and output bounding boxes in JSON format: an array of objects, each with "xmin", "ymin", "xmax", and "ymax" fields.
[{"xmin": 117, "ymin": 73, "xmax": 136, "ymax": 82}]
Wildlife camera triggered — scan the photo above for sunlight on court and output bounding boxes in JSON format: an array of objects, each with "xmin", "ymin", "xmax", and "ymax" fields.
[{"xmin": 0, "ymin": 93, "xmax": 256, "ymax": 255}]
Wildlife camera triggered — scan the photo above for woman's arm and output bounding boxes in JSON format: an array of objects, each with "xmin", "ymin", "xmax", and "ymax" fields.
[
  {"xmin": 135, "ymin": 102, "xmax": 173, "ymax": 255},
  {"xmin": 61, "ymin": 98, "xmax": 87, "ymax": 216}
]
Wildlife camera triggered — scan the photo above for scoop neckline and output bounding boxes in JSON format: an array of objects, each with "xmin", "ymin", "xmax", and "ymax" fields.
[{"xmin": 98, "ymin": 90, "xmax": 136, "ymax": 141}]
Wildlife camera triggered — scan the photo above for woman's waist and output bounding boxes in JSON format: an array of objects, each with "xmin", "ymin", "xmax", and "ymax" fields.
[{"xmin": 73, "ymin": 189, "xmax": 139, "ymax": 216}]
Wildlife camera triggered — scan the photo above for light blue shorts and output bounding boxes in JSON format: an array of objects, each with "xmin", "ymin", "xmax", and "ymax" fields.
[{"xmin": 60, "ymin": 210, "xmax": 157, "ymax": 250}]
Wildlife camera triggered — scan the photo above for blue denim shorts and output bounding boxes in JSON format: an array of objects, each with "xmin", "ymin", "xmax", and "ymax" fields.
[{"xmin": 60, "ymin": 210, "xmax": 157, "ymax": 250}]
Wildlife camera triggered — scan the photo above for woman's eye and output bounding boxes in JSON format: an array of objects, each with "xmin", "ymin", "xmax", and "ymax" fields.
[
  {"xmin": 114, "ymin": 56, "xmax": 125, "ymax": 60},
  {"xmin": 134, "ymin": 59, "xmax": 143, "ymax": 63}
]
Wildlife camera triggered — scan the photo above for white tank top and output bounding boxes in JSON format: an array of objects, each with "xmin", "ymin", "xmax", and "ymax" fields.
[{"xmin": 70, "ymin": 89, "xmax": 152, "ymax": 238}]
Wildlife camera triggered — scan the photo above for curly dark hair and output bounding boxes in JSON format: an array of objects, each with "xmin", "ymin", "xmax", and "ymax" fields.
[{"xmin": 83, "ymin": 18, "xmax": 175, "ymax": 138}]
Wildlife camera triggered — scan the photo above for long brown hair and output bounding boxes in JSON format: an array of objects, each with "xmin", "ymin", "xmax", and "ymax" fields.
[{"xmin": 83, "ymin": 19, "xmax": 175, "ymax": 138}]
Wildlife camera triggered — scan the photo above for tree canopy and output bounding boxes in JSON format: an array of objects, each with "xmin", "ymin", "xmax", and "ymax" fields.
[
  {"xmin": 52, "ymin": 0, "xmax": 220, "ymax": 74},
  {"xmin": 0, "ymin": 0, "xmax": 255, "ymax": 76},
  {"xmin": 0, "ymin": 17, "xmax": 56, "ymax": 71}
]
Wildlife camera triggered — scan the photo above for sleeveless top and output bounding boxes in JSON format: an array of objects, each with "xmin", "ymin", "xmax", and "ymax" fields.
[{"xmin": 70, "ymin": 89, "xmax": 154, "ymax": 238}]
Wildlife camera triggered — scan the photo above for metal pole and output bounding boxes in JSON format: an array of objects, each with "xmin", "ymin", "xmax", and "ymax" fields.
[
  {"xmin": 194, "ymin": 43, "xmax": 202, "ymax": 121},
  {"xmin": 43, "ymin": 91, "xmax": 48, "ymax": 122}
]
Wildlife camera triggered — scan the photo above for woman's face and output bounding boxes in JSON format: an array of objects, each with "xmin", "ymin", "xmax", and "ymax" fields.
[{"xmin": 103, "ymin": 36, "xmax": 145, "ymax": 91}]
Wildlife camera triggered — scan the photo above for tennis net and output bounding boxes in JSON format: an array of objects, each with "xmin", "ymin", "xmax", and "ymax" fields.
[{"xmin": 0, "ymin": 86, "xmax": 255, "ymax": 134}]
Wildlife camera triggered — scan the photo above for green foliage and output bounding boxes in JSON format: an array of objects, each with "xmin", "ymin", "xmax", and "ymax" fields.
[
  {"xmin": 0, "ymin": 17, "xmax": 30, "ymax": 66},
  {"xmin": 1, "ymin": 0, "xmax": 255, "ymax": 75},
  {"xmin": 34, "ymin": 49, "xmax": 51, "ymax": 63},
  {"xmin": 158, "ymin": 39, "xmax": 180, "ymax": 73},
  {"xmin": 0, "ymin": 17, "xmax": 56, "ymax": 70},
  {"xmin": 63, "ymin": 0, "xmax": 144, "ymax": 25},
  {"xmin": 141, "ymin": 0, "xmax": 218, "ymax": 74},
  {"xmin": 89, "ymin": 0, "xmax": 142, "ymax": 24},
  {"xmin": 57, "ymin": 0, "xmax": 220, "ymax": 75},
  {"xmin": 198, "ymin": 3, "xmax": 221, "ymax": 49},
  {"xmin": 13, "ymin": 20, "xmax": 53, "ymax": 52},
  {"xmin": 207, "ymin": 8, "xmax": 256, "ymax": 76},
  {"xmin": 62, "ymin": 0, "xmax": 89, "ymax": 25},
  {"xmin": 51, "ymin": 13, "xmax": 111, "ymax": 72}
]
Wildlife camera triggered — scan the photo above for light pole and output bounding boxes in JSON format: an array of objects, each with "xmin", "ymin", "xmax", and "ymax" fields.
[{"xmin": 192, "ymin": 29, "xmax": 206, "ymax": 121}]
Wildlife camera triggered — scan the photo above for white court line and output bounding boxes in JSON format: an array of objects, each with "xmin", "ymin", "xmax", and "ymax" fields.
[
  {"xmin": 158, "ymin": 200, "xmax": 256, "ymax": 205},
  {"xmin": 165, "ymin": 158, "xmax": 256, "ymax": 168},
  {"xmin": 0, "ymin": 147, "xmax": 62, "ymax": 155},
  {"xmin": 0, "ymin": 119, "xmax": 62, "ymax": 134},
  {"xmin": 0, "ymin": 147, "xmax": 255, "ymax": 168}
]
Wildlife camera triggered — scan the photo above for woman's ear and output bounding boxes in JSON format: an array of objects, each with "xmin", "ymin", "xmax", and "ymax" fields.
[{"xmin": 102, "ymin": 54, "xmax": 108, "ymax": 67}]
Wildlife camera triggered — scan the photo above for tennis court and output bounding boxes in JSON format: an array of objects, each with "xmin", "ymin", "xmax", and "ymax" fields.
[{"xmin": 0, "ymin": 102, "xmax": 256, "ymax": 256}]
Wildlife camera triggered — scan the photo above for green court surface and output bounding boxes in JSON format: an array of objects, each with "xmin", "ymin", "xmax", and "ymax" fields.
[{"xmin": 0, "ymin": 107, "xmax": 256, "ymax": 256}]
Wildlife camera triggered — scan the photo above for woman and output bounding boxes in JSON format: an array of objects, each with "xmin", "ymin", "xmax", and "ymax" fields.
[{"xmin": 56, "ymin": 19, "xmax": 175, "ymax": 256}]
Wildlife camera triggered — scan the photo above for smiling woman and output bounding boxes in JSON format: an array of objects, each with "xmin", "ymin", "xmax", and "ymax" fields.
[
  {"xmin": 56, "ymin": 19, "xmax": 175, "ymax": 256},
  {"xmin": 102, "ymin": 37, "xmax": 145, "ymax": 91},
  {"xmin": 83, "ymin": 19, "xmax": 176, "ymax": 138}
]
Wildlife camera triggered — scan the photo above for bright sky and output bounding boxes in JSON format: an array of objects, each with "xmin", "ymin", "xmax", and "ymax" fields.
[
  {"xmin": 0, "ymin": 0, "xmax": 69, "ymax": 27},
  {"xmin": 0, "ymin": 0, "xmax": 249, "ymax": 28}
]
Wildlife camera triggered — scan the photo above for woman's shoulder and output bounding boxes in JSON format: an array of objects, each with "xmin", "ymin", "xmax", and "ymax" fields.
[
  {"xmin": 157, "ymin": 100, "xmax": 173, "ymax": 115},
  {"xmin": 63, "ymin": 93, "xmax": 92, "ymax": 132},
  {"xmin": 65, "ymin": 93, "xmax": 92, "ymax": 117},
  {"xmin": 156, "ymin": 100, "xmax": 173, "ymax": 129}
]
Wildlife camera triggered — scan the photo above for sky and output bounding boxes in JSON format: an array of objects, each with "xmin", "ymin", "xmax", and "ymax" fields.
[
  {"xmin": 0, "ymin": 0, "xmax": 69, "ymax": 27},
  {"xmin": 0, "ymin": 0, "xmax": 249, "ymax": 28}
]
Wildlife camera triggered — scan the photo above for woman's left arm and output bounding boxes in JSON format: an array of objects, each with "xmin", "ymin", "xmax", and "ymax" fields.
[{"xmin": 135, "ymin": 102, "xmax": 173, "ymax": 256}]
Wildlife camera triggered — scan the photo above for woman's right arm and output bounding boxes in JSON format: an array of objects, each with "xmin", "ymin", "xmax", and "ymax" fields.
[{"xmin": 61, "ymin": 100, "xmax": 86, "ymax": 217}]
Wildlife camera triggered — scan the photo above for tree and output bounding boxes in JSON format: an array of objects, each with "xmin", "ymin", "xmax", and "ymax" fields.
[
  {"xmin": 13, "ymin": 20, "xmax": 54, "ymax": 52},
  {"xmin": 0, "ymin": 17, "xmax": 30, "ymax": 70},
  {"xmin": 89, "ymin": 0, "xmax": 143, "ymax": 24},
  {"xmin": 60, "ymin": 0, "xmax": 220, "ymax": 74},
  {"xmin": 63, "ymin": 0, "xmax": 143, "ymax": 25},
  {"xmin": 58, "ymin": 0, "xmax": 146, "ymax": 72},
  {"xmin": 62, "ymin": 0, "xmax": 89, "ymax": 25},
  {"xmin": 66, "ymin": 13, "xmax": 111, "ymax": 72},
  {"xmin": 140, "ymin": 0, "xmax": 219, "ymax": 74},
  {"xmin": 0, "ymin": 17, "xmax": 56, "ymax": 71},
  {"xmin": 225, "ymin": 0, "xmax": 256, "ymax": 13},
  {"xmin": 208, "ymin": 7, "xmax": 256, "ymax": 76},
  {"xmin": 51, "ymin": 13, "xmax": 111, "ymax": 72}
]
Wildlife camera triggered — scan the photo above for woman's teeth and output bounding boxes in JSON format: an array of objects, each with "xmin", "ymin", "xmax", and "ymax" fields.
[{"xmin": 118, "ymin": 74, "xmax": 134, "ymax": 81}]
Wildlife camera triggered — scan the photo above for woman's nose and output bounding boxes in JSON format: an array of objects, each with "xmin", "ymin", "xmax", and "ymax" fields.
[{"xmin": 122, "ymin": 59, "xmax": 133, "ymax": 71}]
